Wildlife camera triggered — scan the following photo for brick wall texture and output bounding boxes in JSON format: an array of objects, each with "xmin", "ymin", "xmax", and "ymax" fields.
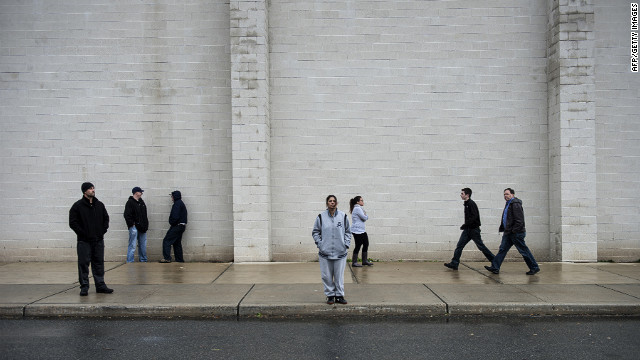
[{"xmin": 1, "ymin": 0, "xmax": 638, "ymax": 262}]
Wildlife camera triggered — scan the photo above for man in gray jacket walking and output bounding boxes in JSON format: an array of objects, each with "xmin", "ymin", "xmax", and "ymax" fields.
[{"xmin": 312, "ymin": 195, "xmax": 351, "ymax": 305}]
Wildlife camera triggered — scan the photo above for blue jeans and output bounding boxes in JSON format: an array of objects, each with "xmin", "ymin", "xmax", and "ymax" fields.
[
  {"xmin": 127, "ymin": 226, "xmax": 147, "ymax": 262},
  {"xmin": 450, "ymin": 227, "xmax": 494, "ymax": 266},
  {"xmin": 491, "ymin": 232, "xmax": 539, "ymax": 271}
]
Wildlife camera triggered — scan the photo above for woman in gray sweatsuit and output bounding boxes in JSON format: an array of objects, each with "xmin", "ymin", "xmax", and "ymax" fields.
[{"xmin": 312, "ymin": 195, "xmax": 351, "ymax": 305}]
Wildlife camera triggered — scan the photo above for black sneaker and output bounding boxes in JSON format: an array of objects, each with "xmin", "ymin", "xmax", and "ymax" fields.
[
  {"xmin": 335, "ymin": 296, "xmax": 348, "ymax": 305},
  {"xmin": 326, "ymin": 296, "xmax": 335, "ymax": 305},
  {"xmin": 444, "ymin": 262, "xmax": 458, "ymax": 270},
  {"xmin": 80, "ymin": 288, "xmax": 88, "ymax": 296},
  {"xmin": 526, "ymin": 268, "xmax": 540, "ymax": 275},
  {"xmin": 96, "ymin": 286, "xmax": 114, "ymax": 294},
  {"xmin": 484, "ymin": 265, "xmax": 499, "ymax": 274},
  {"xmin": 352, "ymin": 262, "xmax": 363, "ymax": 267}
]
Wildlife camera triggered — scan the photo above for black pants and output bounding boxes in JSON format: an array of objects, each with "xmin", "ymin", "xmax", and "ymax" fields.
[
  {"xmin": 352, "ymin": 232, "xmax": 369, "ymax": 257},
  {"xmin": 162, "ymin": 225, "xmax": 185, "ymax": 262},
  {"xmin": 77, "ymin": 239, "xmax": 106, "ymax": 289}
]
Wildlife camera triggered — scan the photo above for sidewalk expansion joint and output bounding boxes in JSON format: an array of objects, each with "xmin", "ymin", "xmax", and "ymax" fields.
[
  {"xmin": 236, "ymin": 284, "xmax": 255, "ymax": 321},
  {"xmin": 211, "ymin": 262, "xmax": 234, "ymax": 284},
  {"xmin": 597, "ymin": 284, "xmax": 640, "ymax": 300},
  {"xmin": 462, "ymin": 263, "xmax": 502, "ymax": 284},
  {"xmin": 348, "ymin": 263, "xmax": 359, "ymax": 284},
  {"xmin": 423, "ymin": 284, "xmax": 449, "ymax": 314},
  {"xmin": 22, "ymin": 284, "xmax": 79, "ymax": 318}
]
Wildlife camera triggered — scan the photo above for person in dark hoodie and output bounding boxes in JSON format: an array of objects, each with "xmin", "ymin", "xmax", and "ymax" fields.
[
  {"xmin": 485, "ymin": 188, "xmax": 540, "ymax": 275},
  {"xmin": 69, "ymin": 182, "xmax": 113, "ymax": 296},
  {"xmin": 159, "ymin": 190, "xmax": 188, "ymax": 263},
  {"xmin": 123, "ymin": 186, "xmax": 149, "ymax": 263}
]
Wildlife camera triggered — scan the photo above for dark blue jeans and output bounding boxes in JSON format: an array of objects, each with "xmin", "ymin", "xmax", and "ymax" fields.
[
  {"xmin": 450, "ymin": 227, "xmax": 494, "ymax": 266},
  {"xmin": 162, "ymin": 225, "xmax": 185, "ymax": 262},
  {"xmin": 491, "ymin": 232, "xmax": 539, "ymax": 271}
]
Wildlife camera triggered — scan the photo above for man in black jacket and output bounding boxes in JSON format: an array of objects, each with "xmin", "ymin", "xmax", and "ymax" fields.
[
  {"xmin": 123, "ymin": 186, "xmax": 149, "ymax": 263},
  {"xmin": 485, "ymin": 188, "xmax": 541, "ymax": 275},
  {"xmin": 69, "ymin": 182, "xmax": 114, "ymax": 296},
  {"xmin": 159, "ymin": 190, "xmax": 188, "ymax": 263},
  {"xmin": 444, "ymin": 188, "xmax": 495, "ymax": 270}
]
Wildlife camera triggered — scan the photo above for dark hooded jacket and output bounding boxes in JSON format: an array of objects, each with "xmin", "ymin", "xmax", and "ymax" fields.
[
  {"xmin": 169, "ymin": 191, "xmax": 188, "ymax": 226},
  {"xmin": 69, "ymin": 196, "xmax": 109, "ymax": 242},
  {"xmin": 499, "ymin": 197, "xmax": 526, "ymax": 234},
  {"xmin": 123, "ymin": 196, "xmax": 149, "ymax": 233}
]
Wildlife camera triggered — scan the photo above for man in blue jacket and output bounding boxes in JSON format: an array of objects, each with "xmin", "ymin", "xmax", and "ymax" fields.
[
  {"xmin": 69, "ymin": 182, "xmax": 113, "ymax": 296},
  {"xmin": 159, "ymin": 190, "xmax": 188, "ymax": 263},
  {"xmin": 485, "ymin": 188, "xmax": 540, "ymax": 275}
]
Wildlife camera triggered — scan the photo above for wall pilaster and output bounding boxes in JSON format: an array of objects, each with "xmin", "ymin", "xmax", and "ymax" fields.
[
  {"xmin": 547, "ymin": 0, "xmax": 597, "ymax": 262},
  {"xmin": 230, "ymin": 0, "xmax": 271, "ymax": 262}
]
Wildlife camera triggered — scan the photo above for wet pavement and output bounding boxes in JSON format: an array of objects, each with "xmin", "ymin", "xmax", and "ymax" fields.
[{"xmin": 1, "ymin": 261, "xmax": 639, "ymax": 319}]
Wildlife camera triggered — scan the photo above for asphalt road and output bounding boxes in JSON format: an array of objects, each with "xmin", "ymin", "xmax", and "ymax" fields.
[{"xmin": 1, "ymin": 316, "xmax": 638, "ymax": 359}]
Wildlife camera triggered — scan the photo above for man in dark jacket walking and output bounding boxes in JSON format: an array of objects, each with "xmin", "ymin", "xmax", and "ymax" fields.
[
  {"xmin": 123, "ymin": 186, "xmax": 149, "ymax": 263},
  {"xmin": 444, "ymin": 188, "xmax": 495, "ymax": 270},
  {"xmin": 69, "ymin": 182, "xmax": 114, "ymax": 296},
  {"xmin": 485, "ymin": 188, "xmax": 541, "ymax": 275},
  {"xmin": 159, "ymin": 190, "xmax": 188, "ymax": 263}
]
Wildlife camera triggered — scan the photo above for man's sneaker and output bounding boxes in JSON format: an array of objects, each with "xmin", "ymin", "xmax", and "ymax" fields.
[
  {"xmin": 159, "ymin": 259, "xmax": 171, "ymax": 263},
  {"xmin": 444, "ymin": 262, "xmax": 458, "ymax": 270},
  {"xmin": 335, "ymin": 296, "xmax": 348, "ymax": 305},
  {"xmin": 80, "ymin": 288, "xmax": 88, "ymax": 296},
  {"xmin": 526, "ymin": 268, "xmax": 540, "ymax": 275},
  {"xmin": 484, "ymin": 265, "xmax": 499, "ymax": 274},
  {"xmin": 96, "ymin": 286, "xmax": 114, "ymax": 294},
  {"xmin": 352, "ymin": 262, "xmax": 363, "ymax": 267},
  {"xmin": 326, "ymin": 296, "xmax": 335, "ymax": 305}
]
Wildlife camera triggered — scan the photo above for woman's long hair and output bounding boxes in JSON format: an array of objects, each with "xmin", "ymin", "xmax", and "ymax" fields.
[{"xmin": 349, "ymin": 196, "xmax": 362, "ymax": 213}]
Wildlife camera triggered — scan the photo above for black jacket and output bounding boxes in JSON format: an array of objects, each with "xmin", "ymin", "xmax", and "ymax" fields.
[
  {"xmin": 461, "ymin": 198, "xmax": 481, "ymax": 230},
  {"xmin": 499, "ymin": 197, "xmax": 526, "ymax": 234},
  {"xmin": 169, "ymin": 191, "xmax": 188, "ymax": 226},
  {"xmin": 69, "ymin": 196, "xmax": 109, "ymax": 242},
  {"xmin": 123, "ymin": 196, "xmax": 149, "ymax": 233}
]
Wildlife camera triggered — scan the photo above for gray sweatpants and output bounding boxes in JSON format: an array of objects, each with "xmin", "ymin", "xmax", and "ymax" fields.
[{"xmin": 319, "ymin": 256, "xmax": 347, "ymax": 297}]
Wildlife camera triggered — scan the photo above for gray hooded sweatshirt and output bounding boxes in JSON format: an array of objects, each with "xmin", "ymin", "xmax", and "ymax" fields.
[{"xmin": 312, "ymin": 209, "xmax": 351, "ymax": 260}]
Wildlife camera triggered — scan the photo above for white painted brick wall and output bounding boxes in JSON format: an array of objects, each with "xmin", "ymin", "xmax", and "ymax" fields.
[
  {"xmin": 230, "ymin": 0, "xmax": 272, "ymax": 262},
  {"xmin": 269, "ymin": 0, "xmax": 550, "ymax": 261},
  {"xmin": 0, "ymin": 1, "xmax": 234, "ymax": 262},
  {"xmin": 1, "ymin": 1, "xmax": 638, "ymax": 263},
  {"xmin": 594, "ymin": 0, "xmax": 640, "ymax": 262}
]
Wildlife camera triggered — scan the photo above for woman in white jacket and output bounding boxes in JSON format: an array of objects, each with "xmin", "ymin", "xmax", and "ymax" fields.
[{"xmin": 350, "ymin": 196, "xmax": 373, "ymax": 267}]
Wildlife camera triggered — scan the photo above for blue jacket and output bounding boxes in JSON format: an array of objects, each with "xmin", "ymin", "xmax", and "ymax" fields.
[
  {"xmin": 312, "ymin": 209, "xmax": 351, "ymax": 259},
  {"xmin": 499, "ymin": 197, "xmax": 525, "ymax": 234}
]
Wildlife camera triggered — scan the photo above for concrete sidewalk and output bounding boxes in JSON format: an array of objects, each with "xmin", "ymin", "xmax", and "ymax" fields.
[{"xmin": 1, "ymin": 261, "xmax": 639, "ymax": 319}]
